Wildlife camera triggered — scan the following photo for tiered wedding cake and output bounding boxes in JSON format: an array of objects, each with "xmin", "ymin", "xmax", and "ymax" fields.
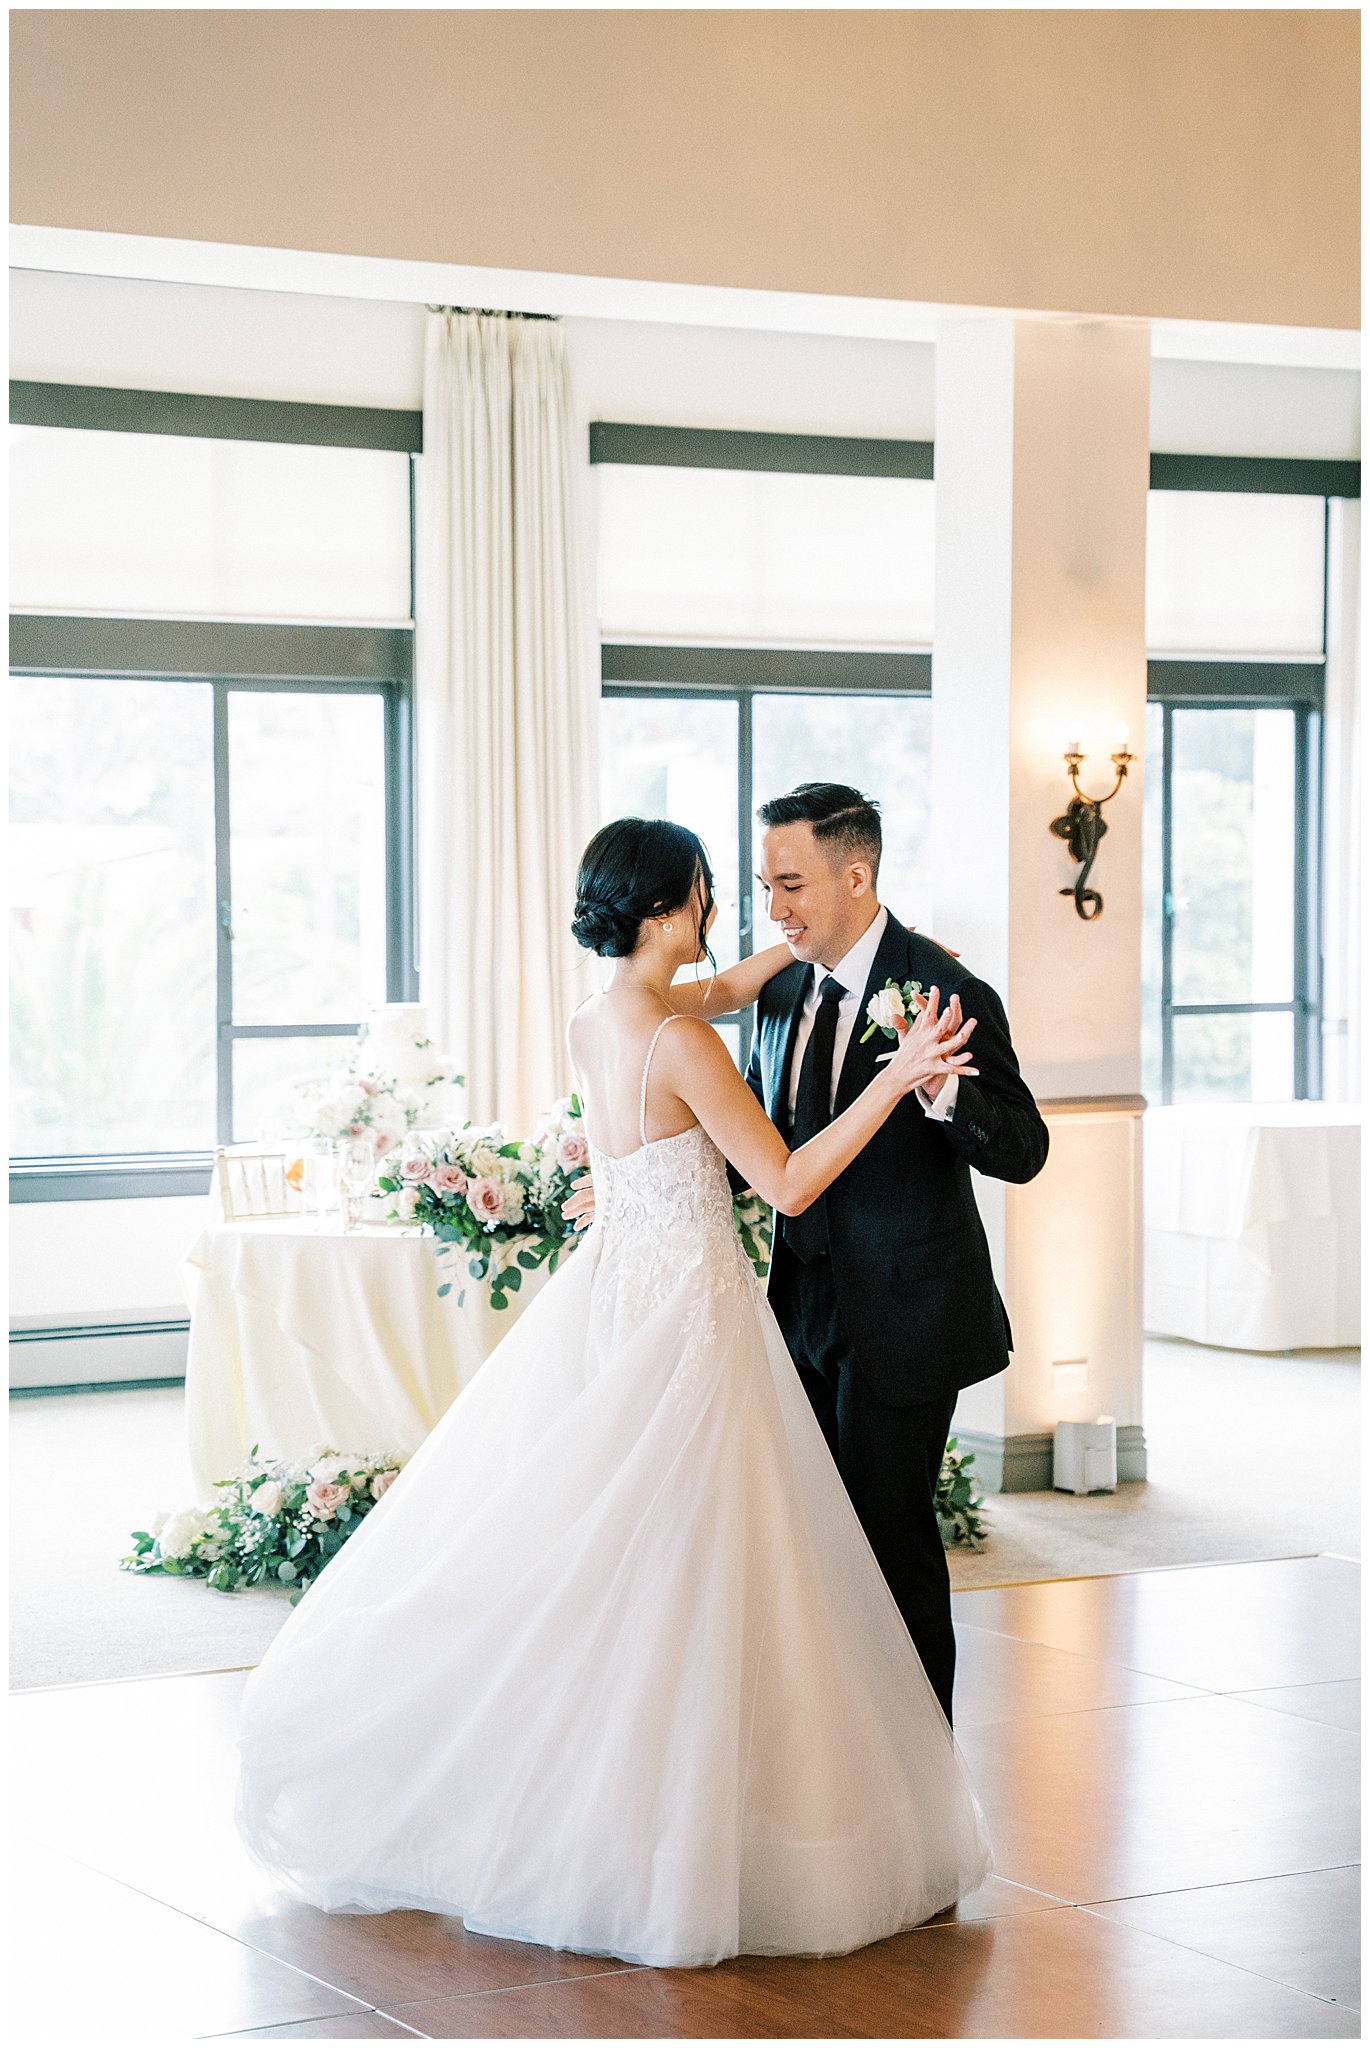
[
  {"xmin": 355, "ymin": 1003, "xmax": 466, "ymax": 1126},
  {"xmin": 356, "ymin": 1004, "xmax": 462, "ymax": 1098},
  {"xmin": 292, "ymin": 1004, "xmax": 465, "ymax": 1154}
]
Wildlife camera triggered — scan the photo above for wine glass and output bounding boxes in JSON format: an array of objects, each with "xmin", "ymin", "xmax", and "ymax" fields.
[
  {"xmin": 300, "ymin": 1136, "xmax": 337, "ymax": 1222},
  {"xmin": 335, "ymin": 1136, "xmax": 376, "ymax": 1233}
]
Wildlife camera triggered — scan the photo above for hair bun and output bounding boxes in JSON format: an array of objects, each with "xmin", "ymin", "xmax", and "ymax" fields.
[{"xmin": 571, "ymin": 896, "xmax": 640, "ymax": 958}]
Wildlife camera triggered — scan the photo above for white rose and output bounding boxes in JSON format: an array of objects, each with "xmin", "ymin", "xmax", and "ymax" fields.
[
  {"xmin": 253, "ymin": 1480, "xmax": 283, "ymax": 1519},
  {"xmin": 159, "ymin": 1508, "xmax": 208, "ymax": 1560},
  {"xmin": 310, "ymin": 1455, "xmax": 349, "ymax": 1484},
  {"xmin": 867, "ymin": 986, "xmax": 908, "ymax": 1033},
  {"xmin": 150, "ymin": 1509, "xmax": 169, "ymax": 1538},
  {"xmin": 472, "ymin": 1145, "xmax": 502, "ymax": 1178}
]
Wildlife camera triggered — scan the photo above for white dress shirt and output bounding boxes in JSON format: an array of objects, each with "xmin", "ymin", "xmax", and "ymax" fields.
[{"xmin": 784, "ymin": 905, "xmax": 959, "ymax": 1125}]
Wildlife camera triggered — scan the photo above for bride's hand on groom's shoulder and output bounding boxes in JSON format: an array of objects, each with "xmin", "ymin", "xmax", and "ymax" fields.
[
  {"xmin": 564, "ymin": 1172, "xmax": 596, "ymax": 1232},
  {"xmin": 906, "ymin": 923, "xmax": 961, "ymax": 959}
]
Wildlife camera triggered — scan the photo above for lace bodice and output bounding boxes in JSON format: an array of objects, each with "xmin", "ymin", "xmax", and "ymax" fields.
[
  {"xmin": 573, "ymin": 1014, "xmax": 756, "ymax": 1344},
  {"xmin": 587, "ymin": 1124, "xmax": 736, "ymax": 1243}
]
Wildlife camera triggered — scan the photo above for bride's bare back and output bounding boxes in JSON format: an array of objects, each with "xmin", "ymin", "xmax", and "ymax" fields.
[{"xmin": 567, "ymin": 992, "xmax": 700, "ymax": 1159}]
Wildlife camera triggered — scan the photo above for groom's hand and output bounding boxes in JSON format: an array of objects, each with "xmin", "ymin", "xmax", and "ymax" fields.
[{"xmin": 894, "ymin": 988, "xmax": 968, "ymax": 1101}]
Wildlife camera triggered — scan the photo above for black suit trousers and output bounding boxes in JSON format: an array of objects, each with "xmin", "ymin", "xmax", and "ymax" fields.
[{"xmin": 770, "ymin": 1241, "xmax": 959, "ymax": 1728}]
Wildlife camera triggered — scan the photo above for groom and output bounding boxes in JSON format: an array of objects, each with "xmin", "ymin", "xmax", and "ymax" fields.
[{"xmin": 746, "ymin": 783, "xmax": 1049, "ymax": 1728}]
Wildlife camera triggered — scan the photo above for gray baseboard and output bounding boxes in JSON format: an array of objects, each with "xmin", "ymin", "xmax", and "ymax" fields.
[
  {"xmin": 955, "ymin": 1424, "xmax": 1148, "ymax": 1493},
  {"xmin": 9, "ymin": 1315, "xmax": 190, "ymax": 1392}
]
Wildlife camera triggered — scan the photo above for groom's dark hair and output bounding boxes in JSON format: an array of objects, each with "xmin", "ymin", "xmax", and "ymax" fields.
[{"xmin": 756, "ymin": 782, "xmax": 882, "ymax": 884}]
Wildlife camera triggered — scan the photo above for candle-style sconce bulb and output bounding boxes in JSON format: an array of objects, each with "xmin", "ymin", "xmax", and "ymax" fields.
[{"xmin": 1049, "ymin": 731, "xmax": 1136, "ymax": 919}]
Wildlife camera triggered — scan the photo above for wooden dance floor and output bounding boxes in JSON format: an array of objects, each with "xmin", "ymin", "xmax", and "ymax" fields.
[{"xmin": 11, "ymin": 1556, "xmax": 1359, "ymax": 2038}]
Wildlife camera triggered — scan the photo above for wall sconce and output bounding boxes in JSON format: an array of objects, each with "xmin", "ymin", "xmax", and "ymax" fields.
[{"xmin": 1050, "ymin": 727, "xmax": 1135, "ymax": 920}]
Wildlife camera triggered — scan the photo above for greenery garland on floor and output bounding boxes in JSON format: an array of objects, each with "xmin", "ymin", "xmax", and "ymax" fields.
[
  {"xmin": 122, "ymin": 1448, "xmax": 405, "ymax": 1607},
  {"xmin": 123, "ymin": 1424, "xmax": 987, "ymax": 1601},
  {"xmin": 937, "ymin": 1437, "xmax": 989, "ymax": 1549}
]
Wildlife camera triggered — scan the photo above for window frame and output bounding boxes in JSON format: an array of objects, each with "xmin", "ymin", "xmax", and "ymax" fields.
[
  {"xmin": 9, "ymin": 383, "xmax": 422, "ymax": 1201},
  {"xmin": 1143, "ymin": 463, "xmax": 1353, "ymax": 1104},
  {"xmin": 1145, "ymin": 664, "xmax": 1324, "ymax": 1104},
  {"xmin": 593, "ymin": 422, "xmax": 937, "ymax": 1066},
  {"xmin": 603, "ymin": 653, "xmax": 930, "ymax": 1063},
  {"xmin": 594, "ymin": 426, "xmax": 1357, "ymax": 1090}
]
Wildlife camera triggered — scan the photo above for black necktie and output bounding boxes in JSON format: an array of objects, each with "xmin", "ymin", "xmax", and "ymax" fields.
[{"xmin": 782, "ymin": 973, "xmax": 844, "ymax": 1261}]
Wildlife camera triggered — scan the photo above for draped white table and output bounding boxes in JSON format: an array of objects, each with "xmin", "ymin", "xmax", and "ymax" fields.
[
  {"xmin": 180, "ymin": 1218, "xmax": 553, "ymax": 1499},
  {"xmin": 1143, "ymin": 1102, "xmax": 1361, "ymax": 1351}
]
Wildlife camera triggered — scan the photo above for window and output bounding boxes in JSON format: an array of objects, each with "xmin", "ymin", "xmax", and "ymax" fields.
[
  {"xmin": 1142, "ymin": 475, "xmax": 1339, "ymax": 1104},
  {"xmin": 9, "ymin": 385, "xmax": 421, "ymax": 1196},
  {"xmin": 593, "ymin": 426, "xmax": 935, "ymax": 1063}
]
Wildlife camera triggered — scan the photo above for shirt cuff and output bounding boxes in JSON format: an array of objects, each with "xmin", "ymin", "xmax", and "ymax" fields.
[{"xmin": 917, "ymin": 1072, "xmax": 960, "ymax": 1122}]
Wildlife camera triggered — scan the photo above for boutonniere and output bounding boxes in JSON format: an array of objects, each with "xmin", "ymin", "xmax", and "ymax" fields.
[{"xmin": 860, "ymin": 977, "xmax": 926, "ymax": 1043}]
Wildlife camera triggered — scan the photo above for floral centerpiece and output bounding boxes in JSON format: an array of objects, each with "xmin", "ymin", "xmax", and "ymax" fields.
[
  {"xmin": 375, "ymin": 1095, "xmax": 589, "ymax": 1310},
  {"xmin": 378, "ymin": 1092, "xmax": 780, "ymax": 1303},
  {"xmin": 121, "ymin": 1446, "xmax": 407, "ymax": 1606}
]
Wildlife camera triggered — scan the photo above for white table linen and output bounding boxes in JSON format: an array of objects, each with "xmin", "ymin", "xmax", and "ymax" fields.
[
  {"xmin": 181, "ymin": 1217, "xmax": 553, "ymax": 1499},
  {"xmin": 1143, "ymin": 1103, "xmax": 1360, "ymax": 1350}
]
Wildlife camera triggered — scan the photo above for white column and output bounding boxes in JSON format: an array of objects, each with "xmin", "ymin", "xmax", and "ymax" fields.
[{"xmin": 932, "ymin": 314, "xmax": 1152, "ymax": 1489}]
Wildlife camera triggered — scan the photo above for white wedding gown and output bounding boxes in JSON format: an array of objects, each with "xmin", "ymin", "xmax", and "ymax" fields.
[{"xmin": 234, "ymin": 1020, "xmax": 993, "ymax": 1967}]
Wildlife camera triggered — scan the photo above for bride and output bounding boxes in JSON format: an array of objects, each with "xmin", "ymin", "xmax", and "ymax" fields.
[{"xmin": 234, "ymin": 817, "xmax": 994, "ymax": 1968}]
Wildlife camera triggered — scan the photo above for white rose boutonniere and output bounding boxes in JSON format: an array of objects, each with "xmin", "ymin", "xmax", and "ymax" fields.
[{"xmin": 860, "ymin": 977, "xmax": 926, "ymax": 1044}]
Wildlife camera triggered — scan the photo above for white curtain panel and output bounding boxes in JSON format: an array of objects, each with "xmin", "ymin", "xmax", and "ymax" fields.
[
  {"xmin": 1322, "ymin": 497, "xmax": 1360, "ymax": 1103},
  {"xmin": 417, "ymin": 311, "xmax": 597, "ymax": 1133}
]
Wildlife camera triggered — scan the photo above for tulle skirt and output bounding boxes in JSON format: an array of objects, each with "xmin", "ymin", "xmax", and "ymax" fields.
[{"xmin": 233, "ymin": 1220, "xmax": 992, "ymax": 1967}]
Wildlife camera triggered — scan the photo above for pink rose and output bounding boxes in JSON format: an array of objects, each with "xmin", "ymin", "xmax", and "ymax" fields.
[
  {"xmin": 370, "ymin": 1469, "xmax": 398, "ymax": 1502},
  {"xmin": 468, "ymin": 1176, "xmax": 505, "ymax": 1222},
  {"xmin": 399, "ymin": 1152, "xmax": 431, "ymax": 1182},
  {"xmin": 557, "ymin": 1132, "xmax": 589, "ymax": 1171},
  {"xmin": 305, "ymin": 1479, "xmax": 349, "ymax": 1521},
  {"xmin": 429, "ymin": 1161, "xmax": 468, "ymax": 1196}
]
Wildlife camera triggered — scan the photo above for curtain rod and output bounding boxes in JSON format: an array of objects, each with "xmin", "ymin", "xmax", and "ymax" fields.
[{"xmin": 426, "ymin": 304, "xmax": 559, "ymax": 321}]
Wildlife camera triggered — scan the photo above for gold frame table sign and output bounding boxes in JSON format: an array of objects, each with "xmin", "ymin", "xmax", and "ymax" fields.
[{"xmin": 180, "ymin": 1216, "xmax": 556, "ymax": 1500}]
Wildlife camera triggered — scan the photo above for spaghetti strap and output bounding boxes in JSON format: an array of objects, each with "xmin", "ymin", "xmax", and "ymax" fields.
[
  {"xmin": 640, "ymin": 1013, "xmax": 685, "ymax": 1146},
  {"xmin": 565, "ymin": 990, "xmax": 597, "ymax": 1111}
]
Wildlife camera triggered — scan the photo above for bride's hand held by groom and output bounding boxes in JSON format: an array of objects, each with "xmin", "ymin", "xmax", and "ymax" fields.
[{"xmin": 879, "ymin": 985, "xmax": 970, "ymax": 1101}]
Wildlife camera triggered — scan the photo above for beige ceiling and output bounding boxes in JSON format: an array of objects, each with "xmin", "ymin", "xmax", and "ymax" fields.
[{"xmin": 9, "ymin": 8, "xmax": 1360, "ymax": 330}]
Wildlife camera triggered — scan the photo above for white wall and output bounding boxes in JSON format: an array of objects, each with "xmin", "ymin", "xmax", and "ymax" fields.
[
  {"xmin": 8, "ymin": 266, "xmax": 1361, "ymax": 1344},
  {"xmin": 12, "ymin": 267, "xmax": 1360, "ymax": 450},
  {"xmin": 10, "ymin": 1196, "xmax": 206, "ymax": 1321}
]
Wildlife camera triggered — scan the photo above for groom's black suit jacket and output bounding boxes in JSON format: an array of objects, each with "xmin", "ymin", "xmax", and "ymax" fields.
[{"xmin": 743, "ymin": 914, "xmax": 1050, "ymax": 1408}]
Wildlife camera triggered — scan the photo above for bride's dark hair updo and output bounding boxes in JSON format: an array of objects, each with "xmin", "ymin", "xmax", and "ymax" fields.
[{"xmin": 572, "ymin": 818, "xmax": 716, "ymax": 963}]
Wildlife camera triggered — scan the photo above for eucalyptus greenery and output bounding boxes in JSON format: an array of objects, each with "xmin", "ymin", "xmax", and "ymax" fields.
[
  {"xmin": 936, "ymin": 1437, "xmax": 989, "ymax": 1550},
  {"xmin": 731, "ymin": 1190, "xmax": 774, "ymax": 1279},
  {"xmin": 121, "ymin": 1445, "xmax": 406, "ymax": 1607}
]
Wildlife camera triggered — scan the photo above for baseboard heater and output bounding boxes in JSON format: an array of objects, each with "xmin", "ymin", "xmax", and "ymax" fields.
[{"xmin": 9, "ymin": 1315, "xmax": 190, "ymax": 1393}]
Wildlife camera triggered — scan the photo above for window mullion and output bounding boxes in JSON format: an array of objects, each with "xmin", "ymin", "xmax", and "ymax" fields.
[
  {"xmin": 212, "ymin": 681, "xmax": 234, "ymax": 1145},
  {"xmin": 1159, "ymin": 703, "xmax": 1175, "ymax": 1105},
  {"xmin": 737, "ymin": 690, "xmax": 755, "ymax": 1066}
]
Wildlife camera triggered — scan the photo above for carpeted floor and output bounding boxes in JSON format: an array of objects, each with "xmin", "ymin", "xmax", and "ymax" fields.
[{"xmin": 8, "ymin": 1338, "xmax": 1359, "ymax": 1689}]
